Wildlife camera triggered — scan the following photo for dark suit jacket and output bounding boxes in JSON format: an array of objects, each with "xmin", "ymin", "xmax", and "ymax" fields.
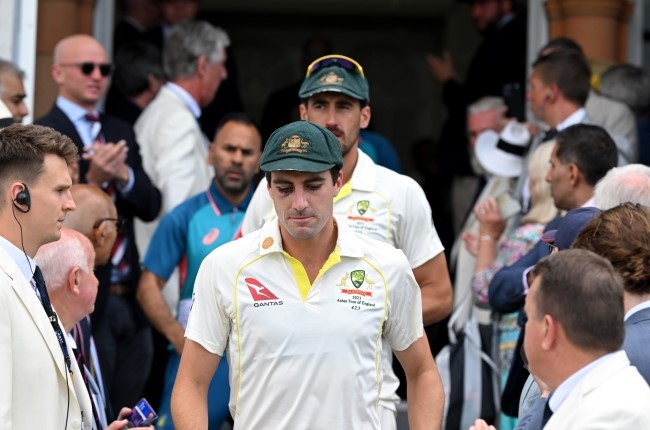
[
  {"xmin": 624, "ymin": 306, "xmax": 650, "ymax": 384},
  {"xmin": 104, "ymin": 84, "xmax": 142, "ymax": 127},
  {"xmin": 36, "ymin": 105, "xmax": 162, "ymax": 323},
  {"xmin": 488, "ymin": 216, "xmax": 562, "ymax": 313}
]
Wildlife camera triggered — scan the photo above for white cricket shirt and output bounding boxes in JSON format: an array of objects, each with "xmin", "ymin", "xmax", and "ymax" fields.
[{"xmin": 185, "ymin": 219, "xmax": 424, "ymax": 429}]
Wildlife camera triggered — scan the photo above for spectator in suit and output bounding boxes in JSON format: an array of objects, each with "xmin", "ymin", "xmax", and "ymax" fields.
[
  {"xmin": 517, "ymin": 49, "xmax": 634, "ymax": 213},
  {"xmin": 573, "ymin": 203, "xmax": 650, "ymax": 384},
  {"xmin": 105, "ymin": 42, "xmax": 164, "ymax": 126},
  {"xmin": 0, "ymin": 123, "xmax": 92, "ymax": 429},
  {"xmin": 539, "ymin": 38, "xmax": 638, "ymax": 159},
  {"xmin": 35, "ymin": 33, "xmax": 162, "ymax": 413},
  {"xmin": 36, "ymin": 228, "xmax": 153, "ymax": 430},
  {"xmin": 113, "ymin": 0, "xmax": 161, "ymax": 55},
  {"xmin": 0, "ymin": 58, "xmax": 29, "ymax": 122},
  {"xmin": 472, "ymin": 249, "xmax": 650, "ymax": 430}
]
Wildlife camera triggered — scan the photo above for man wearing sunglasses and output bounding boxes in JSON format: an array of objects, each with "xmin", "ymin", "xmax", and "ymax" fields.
[
  {"xmin": 241, "ymin": 55, "xmax": 453, "ymax": 429},
  {"xmin": 36, "ymin": 34, "xmax": 162, "ymax": 416}
]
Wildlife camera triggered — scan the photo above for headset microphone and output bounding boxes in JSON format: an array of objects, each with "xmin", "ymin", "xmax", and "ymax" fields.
[{"xmin": 13, "ymin": 183, "xmax": 31, "ymax": 213}]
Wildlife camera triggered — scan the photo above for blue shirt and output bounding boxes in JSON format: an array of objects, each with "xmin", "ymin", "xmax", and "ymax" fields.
[{"xmin": 143, "ymin": 182, "xmax": 254, "ymax": 303}]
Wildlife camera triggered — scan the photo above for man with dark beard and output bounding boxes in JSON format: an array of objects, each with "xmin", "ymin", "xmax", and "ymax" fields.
[{"xmin": 136, "ymin": 113, "xmax": 261, "ymax": 430}]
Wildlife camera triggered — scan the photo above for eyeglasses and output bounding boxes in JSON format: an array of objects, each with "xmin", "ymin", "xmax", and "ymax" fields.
[
  {"xmin": 548, "ymin": 243, "xmax": 559, "ymax": 254},
  {"xmin": 93, "ymin": 217, "xmax": 125, "ymax": 231},
  {"xmin": 59, "ymin": 62, "xmax": 113, "ymax": 77},
  {"xmin": 305, "ymin": 55, "xmax": 365, "ymax": 78}
]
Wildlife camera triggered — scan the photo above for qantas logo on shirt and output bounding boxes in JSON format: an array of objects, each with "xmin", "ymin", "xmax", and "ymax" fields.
[{"xmin": 245, "ymin": 278, "xmax": 283, "ymax": 307}]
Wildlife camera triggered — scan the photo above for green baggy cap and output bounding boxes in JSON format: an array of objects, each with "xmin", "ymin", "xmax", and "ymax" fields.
[
  {"xmin": 299, "ymin": 59, "xmax": 369, "ymax": 103},
  {"xmin": 261, "ymin": 120, "xmax": 343, "ymax": 173}
]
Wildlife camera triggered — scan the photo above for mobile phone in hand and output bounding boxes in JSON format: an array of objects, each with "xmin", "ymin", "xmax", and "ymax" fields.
[{"xmin": 127, "ymin": 398, "xmax": 158, "ymax": 428}]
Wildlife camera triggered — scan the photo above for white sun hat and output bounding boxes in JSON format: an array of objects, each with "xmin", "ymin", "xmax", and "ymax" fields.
[{"xmin": 475, "ymin": 121, "xmax": 530, "ymax": 178}]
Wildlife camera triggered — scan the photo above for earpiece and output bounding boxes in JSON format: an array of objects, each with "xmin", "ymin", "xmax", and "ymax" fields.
[
  {"xmin": 13, "ymin": 183, "xmax": 31, "ymax": 213},
  {"xmin": 546, "ymin": 91, "xmax": 553, "ymax": 100}
]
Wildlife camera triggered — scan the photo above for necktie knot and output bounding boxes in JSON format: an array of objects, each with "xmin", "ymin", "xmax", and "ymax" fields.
[
  {"xmin": 85, "ymin": 113, "xmax": 100, "ymax": 122},
  {"xmin": 542, "ymin": 128, "xmax": 558, "ymax": 142}
]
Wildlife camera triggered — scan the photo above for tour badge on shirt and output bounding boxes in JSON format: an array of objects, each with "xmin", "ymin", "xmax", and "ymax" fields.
[
  {"xmin": 336, "ymin": 269, "xmax": 377, "ymax": 311},
  {"xmin": 346, "ymin": 199, "xmax": 376, "ymax": 221},
  {"xmin": 245, "ymin": 277, "xmax": 284, "ymax": 307},
  {"xmin": 344, "ymin": 198, "xmax": 388, "ymax": 240}
]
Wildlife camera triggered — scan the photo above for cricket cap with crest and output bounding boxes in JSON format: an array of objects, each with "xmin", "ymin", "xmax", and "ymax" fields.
[
  {"xmin": 261, "ymin": 120, "xmax": 343, "ymax": 173},
  {"xmin": 299, "ymin": 54, "xmax": 370, "ymax": 103}
]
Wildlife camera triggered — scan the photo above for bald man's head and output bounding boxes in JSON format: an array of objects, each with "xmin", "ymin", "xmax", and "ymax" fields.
[
  {"xmin": 64, "ymin": 184, "xmax": 118, "ymax": 265},
  {"xmin": 52, "ymin": 35, "xmax": 111, "ymax": 110}
]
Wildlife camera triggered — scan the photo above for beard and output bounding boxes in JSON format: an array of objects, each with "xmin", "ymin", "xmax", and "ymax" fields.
[{"xmin": 215, "ymin": 170, "xmax": 248, "ymax": 197}]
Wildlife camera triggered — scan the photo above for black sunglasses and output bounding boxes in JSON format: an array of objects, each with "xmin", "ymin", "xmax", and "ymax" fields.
[
  {"xmin": 305, "ymin": 55, "xmax": 365, "ymax": 78},
  {"xmin": 60, "ymin": 62, "xmax": 113, "ymax": 77},
  {"xmin": 93, "ymin": 217, "xmax": 125, "ymax": 231}
]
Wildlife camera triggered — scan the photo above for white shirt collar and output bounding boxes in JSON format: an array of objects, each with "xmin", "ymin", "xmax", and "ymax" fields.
[
  {"xmin": 257, "ymin": 216, "xmax": 364, "ymax": 259},
  {"xmin": 0, "ymin": 235, "xmax": 36, "ymax": 283},
  {"xmin": 348, "ymin": 149, "xmax": 377, "ymax": 192},
  {"xmin": 165, "ymin": 82, "xmax": 201, "ymax": 118},
  {"xmin": 625, "ymin": 300, "xmax": 650, "ymax": 321},
  {"xmin": 580, "ymin": 196, "xmax": 596, "ymax": 208},
  {"xmin": 549, "ymin": 352, "xmax": 615, "ymax": 413},
  {"xmin": 557, "ymin": 108, "xmax": 587, "ymax": 131}
]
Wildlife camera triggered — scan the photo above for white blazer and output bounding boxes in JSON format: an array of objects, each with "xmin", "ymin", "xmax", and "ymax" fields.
[
  {"xmin": 0, "ymin": 246, "xmax": 92, "ymax": 429},
  {"xmin": 134, "ymin": 85, "xmax": 212, "ymax": 313},
  {"xmin": 546, "ymin": 351, "xmax": 650, "ymax": 429}
]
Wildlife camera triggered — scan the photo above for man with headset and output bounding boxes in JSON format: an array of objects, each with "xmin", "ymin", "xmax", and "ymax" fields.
[{"xmin": 0, "ymin": 123, "xmax": 92, "ymax": 429}]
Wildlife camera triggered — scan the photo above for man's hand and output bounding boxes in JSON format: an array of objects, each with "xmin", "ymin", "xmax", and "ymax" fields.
[
  {"xmin": 83, "ymin": 139, "xmax": 130, "ymax": 186},
  {"xmin": 105, "ymin": 407, "xmax": 154, "ymax": 430},
  {"xmin": 425, "ymin": 50, "xmax": 457, "ymax": 85}
]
